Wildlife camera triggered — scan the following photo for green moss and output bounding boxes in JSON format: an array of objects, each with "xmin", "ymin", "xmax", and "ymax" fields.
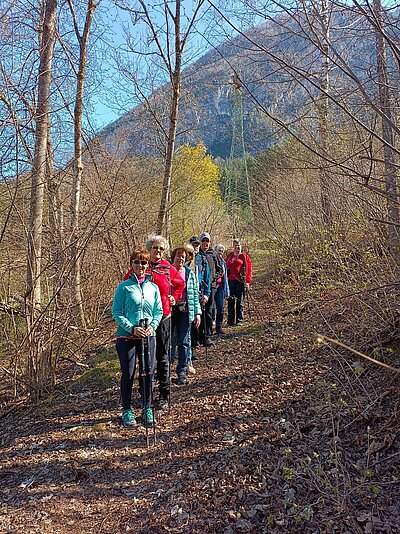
[{"xmin": 78, "ymin": 348, "xmax": 120, "ymax": 387}]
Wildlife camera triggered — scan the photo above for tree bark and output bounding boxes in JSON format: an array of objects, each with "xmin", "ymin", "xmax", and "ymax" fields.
[
  {"xmin": 156, "ymin": 0, "xmax": 182, "ymax": 239},
  {"xmin": 318, "ymin": 0, "xmax": 333, "ymax": 227},
  {"xmin": 26, "ymin": 0, "xmax": 57, "ymax": 312},
  {"xmin": 68, "ymin": 0, "xmax": 97, "ymax": 326}
]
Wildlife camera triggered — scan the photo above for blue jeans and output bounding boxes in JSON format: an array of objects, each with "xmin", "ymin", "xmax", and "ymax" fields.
[
  {"xmin": 171, "ymin": 309, "xmax": 190, "ymax": 375},
  {"xmin": 215, "ymin": 286, "xmax": 225, "ymax": 333}
]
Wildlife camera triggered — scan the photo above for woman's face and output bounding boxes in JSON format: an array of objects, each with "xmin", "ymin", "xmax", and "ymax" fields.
[
  {"xmin": 131, "ymin": 257, "xmax": 148, "ymax": 277},
  {"xmin": 150, "ymin": 242, "xmax": 165, "ymax": 263},
  {"xmin": 173, "ymin": 251, "xmax": 186, "ymax": 270},
  {"xmin": 217, "ymin": 247, "xmax": 225, "ymax": 258}
]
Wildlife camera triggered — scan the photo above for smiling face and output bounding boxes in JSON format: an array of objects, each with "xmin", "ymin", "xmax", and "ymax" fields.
[
  {"xmin": 150, "ymin": 241, "xmax": 165, "ymax": 263},
  {"xmin": 216, "ymin": 246, "xmax": 225, "ymax": 258},
  {"xmin": 129, "ymin": 248, "xmax": 150, "ymax": 277},
  {"xmin": 131, "ymin": 257, "xmax": 148, "ymax": 277},
  {"xmin": 173, "ymin": 250, "xmax": 187, "ymax": 270}
]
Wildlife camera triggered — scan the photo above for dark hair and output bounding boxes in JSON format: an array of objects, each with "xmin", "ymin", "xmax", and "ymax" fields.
[
  {"xmin": 170, "ymin": 247, "xmax": 187, "ymax": 263},
  {"xmin": 130, "ymin": 247, "xmax": 150, "ymax": 264}
]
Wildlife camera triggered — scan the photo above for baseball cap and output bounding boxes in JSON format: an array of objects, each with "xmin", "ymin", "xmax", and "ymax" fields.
[
  {"xmin": 189, "ymin": 236, "xmax": 200, "ymax": 244},
  {"xmin": 199, "ymin": 232, "xmax": 211, "ymax": 242}
]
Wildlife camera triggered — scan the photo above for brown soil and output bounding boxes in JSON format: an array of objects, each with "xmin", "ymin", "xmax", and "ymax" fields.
[{"xmin": 1, "ymin": 281, "xmax": 399, "ymax": 533}]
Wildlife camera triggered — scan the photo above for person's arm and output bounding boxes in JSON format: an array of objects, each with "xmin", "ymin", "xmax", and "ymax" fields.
[
  {"xmin": 169, "ymin": 264, "xmax": 185, "ymax": 304},
  {"xmin": 150, "ymin": 286, "xmax": 163, "ymax": 332},
  {"xmin": 112, "ymin": 283, "xmax": 134, "ymax": 333},
  {"xmin": 245, "ymin": 254, "xmax": 253, "ymax": 285},
  {"xmin": 189, "ymin": 270, "xmax": 201, "ymax": 327},
  {"xmin": 202, "ymin": 261, "xmax": 211, "ymax": 298}
]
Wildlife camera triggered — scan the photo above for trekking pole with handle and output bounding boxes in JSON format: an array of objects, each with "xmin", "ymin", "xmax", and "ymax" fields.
[
  {"xmin": 168, "ymin": 312, "xmax": 172, "ymax": 413},
  {"xmin": 139, "ymin": 318, "xmax": 156, "ymax": 447}
]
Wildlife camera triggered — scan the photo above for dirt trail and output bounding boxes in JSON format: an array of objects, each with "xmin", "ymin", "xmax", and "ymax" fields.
[{"xmin": 1, "ymin": 282, "xmax": 399, "ymax": 533}]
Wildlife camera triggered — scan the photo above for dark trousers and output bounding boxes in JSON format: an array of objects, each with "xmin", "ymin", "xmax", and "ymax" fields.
[
  {"xmin": 171, "ymin": 308, "xmax": 190, "ymax": 375},
  {"xmin": 116, "ymin": 337, "xmax": 156, "ymax": 410},
  {"xmin": 156, "ymin": 315, "xmax": 171, "ymax": 398},
  {"xmin": 204, "ymin": 288, "xmax": 216, "ymax": 336},
  {"xmin": 227, "ymin": 280, "xmax": 245, "ymax": 325}
]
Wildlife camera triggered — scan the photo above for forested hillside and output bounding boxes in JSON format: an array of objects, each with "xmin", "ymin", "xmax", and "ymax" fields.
[{"xmin": 1, "ymin": 1, "xmax": 399, "ymax": 532}]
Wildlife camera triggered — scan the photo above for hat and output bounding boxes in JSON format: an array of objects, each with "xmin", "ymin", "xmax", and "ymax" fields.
[
  {"xmin": 189, "ymin": 236, "xmax": 200, "ymax": 244},
  {"xmin": 199, "ymin": 232, "xmax": 211, "ymax": 242},
  {"xmin": 233, "ymin": 238, "xmax": 241, "ymax": 245}
]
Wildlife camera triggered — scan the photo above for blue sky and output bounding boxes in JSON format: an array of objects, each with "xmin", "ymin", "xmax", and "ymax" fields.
[{"xmin": 89, "ymin": 0, "xmax": 263, "ymax": 131}]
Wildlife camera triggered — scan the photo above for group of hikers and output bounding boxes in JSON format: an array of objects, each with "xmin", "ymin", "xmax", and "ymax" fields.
[{"xmin": 111, "ymin": 233, "xmax": 253, "ymax": 430}]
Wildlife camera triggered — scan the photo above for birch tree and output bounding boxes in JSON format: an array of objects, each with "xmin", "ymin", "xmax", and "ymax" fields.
[
  {"xmin": 115, "ymin": 0, "xmax": 205, "ymax": 239},
  {"xmin": 67, "ymin": 0, "xmax": 98, "ymax": 326},
  {"xmin": 26, "ymin": 0, "xmax": 57, "ymax": 313}
]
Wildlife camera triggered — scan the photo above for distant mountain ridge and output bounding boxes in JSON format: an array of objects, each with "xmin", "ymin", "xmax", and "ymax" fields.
[{"xmin": 98, "ymin": 9, "xmax": 380, "ymax": 159}]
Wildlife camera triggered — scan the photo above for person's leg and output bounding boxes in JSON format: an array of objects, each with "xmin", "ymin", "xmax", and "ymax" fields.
[
  {"xmin": 156, "ymin": 316, "xmax": 171, "ymax": 400},
  {"xmin": 215, "ymin": 287, "xmax": 224, "ymax": 334},
  {"xmin": 204, "ymin": 288, "xmax": 215, "ymax": 337},
  {"xmin": 116, "ymin": 338, "xmax": 137, "ymax": 410},
  {"xmin": 176, "ymin": 310, "xmax": 190, "ymax": 377},
  {"xmin": 227, "ymin": 281, "xmax": 236, "ymax": 325},
  {"xmin": 236, "ymin": 281, "xmax": 245, "ymax": 324}
]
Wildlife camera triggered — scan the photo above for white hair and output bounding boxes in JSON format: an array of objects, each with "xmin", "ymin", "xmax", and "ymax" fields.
[
  {"xmin": 145, "ymin": 234, "xmax": 168, "ymax": 251},
  {"xmin": 215, "ymin": 243, "xmax": 225, "ymax": 253}
]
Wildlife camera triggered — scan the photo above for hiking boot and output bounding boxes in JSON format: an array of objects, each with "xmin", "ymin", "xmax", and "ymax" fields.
[
  {"xmin": 141, "ymin": 407, "xmax": 156, "ymax": 428},
  {"xmin": 217, "ymin": 329, "xmax": 225, "ymax": 336},
  {"xmin": 121, "ymin": 409, "xmax": 137, "ymax": 429},
  {"xmin": 188, "ymin": 362, "xmax": 196, "ymax": 375},
  {"xmin": 204, "ymin": 337, "xmax": 214, "ymax": 347},
  {"xmin": 155, "ymin": 396, "xmax": 169, "ymax": 410},
  {"xmin": 177, "ymin": 372, "xmax": 187, "ymax": 385}
]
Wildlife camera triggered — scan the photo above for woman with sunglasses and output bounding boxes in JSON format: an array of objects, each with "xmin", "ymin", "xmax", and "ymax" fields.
[
  {"xmin": 112, "ymin": 247, "xmax": 163, "ymax": 429},
  {"xmin": 145, "ymin": 235, "xmax": 184, "ymax": 409},
  {"xmin": 123, "ymin": 236, "xmax": 185, "ymax": 408}
]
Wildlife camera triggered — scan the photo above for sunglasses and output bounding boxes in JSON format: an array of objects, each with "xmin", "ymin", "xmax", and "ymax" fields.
[
  {"xmin": 152, "ymin": 246, "xmax": 165, "ymax": 251},
  {"xmin": 132, "ymin": 260, "xmax": 148, "ymax": 266}
]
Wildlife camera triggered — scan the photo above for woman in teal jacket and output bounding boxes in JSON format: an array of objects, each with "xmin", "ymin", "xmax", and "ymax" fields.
[
  {"xmin": 170, "ymin": 247, "xmax": 201, "ymax": 385},
  {"xmin": 112, "ymin": 247, "xmax": 163, "ymax": 429}
]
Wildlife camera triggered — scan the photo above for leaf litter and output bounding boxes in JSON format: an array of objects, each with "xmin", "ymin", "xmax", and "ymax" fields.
[{"xmin": 0, "ymin": 281, "xmax": 399, "ymax": 533}]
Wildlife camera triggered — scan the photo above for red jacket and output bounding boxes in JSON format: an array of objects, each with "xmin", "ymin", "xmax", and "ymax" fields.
[
  {"xmin": 123, "ymin": 259, "xmax": 184, "ymax": 316},
  {"xmin": 226, "ymin": 252, "xmax": 253, "ymax": 284}
]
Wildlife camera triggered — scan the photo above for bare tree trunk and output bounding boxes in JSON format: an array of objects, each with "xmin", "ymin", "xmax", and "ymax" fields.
[
  {"xmin": 156, "ymin": 0, "xmax": 182, "ymax": 239},
  {"xmin": 46, "ymin": 128, "xmax": 65, "ymax": 308},
  {"xmin": 25, "ymin": 0, "xmax": 57, "ymax": 396},
  {"xmin": 318, "ymin": 0, "xmax": 333, "ymax": 227},
  {"xmin": 68, "ymin": 0, "xmax": 97, "ymax": 326},
  {"xmin": 26, "ymin": 0, "xmax": 57, "ymax": 312},
  {"xmin": 373, "ymin": 0, "xmax": 400, "ymax": 253}
]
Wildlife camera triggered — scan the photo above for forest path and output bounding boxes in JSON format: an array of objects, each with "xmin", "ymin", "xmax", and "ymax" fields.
[{"xmin": 1, "ymin": 280, "xmax": 399, "ymax": 533}]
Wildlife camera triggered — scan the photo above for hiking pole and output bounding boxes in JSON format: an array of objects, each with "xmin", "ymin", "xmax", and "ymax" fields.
[
  {"xmin": 139, "ymin": 318, "xmax": 156, "ymax": 447},
  {"xmin": 201, "ymin": 304, "xmax": 208, "ymax": 359},
  {"xmin": 139, "ymin": 318, "xmax": 149, "ymax": 447},
  {"xmin": 167, "ymin": 313, "xmax": 172, "ymax": 413},
  {"xmin": 144, "ymin": 317, "xmax": 156, "ymax": 446},
  {"xmin": 245, "ymin": 286, "xmax": 252, "ymax": 321}
]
